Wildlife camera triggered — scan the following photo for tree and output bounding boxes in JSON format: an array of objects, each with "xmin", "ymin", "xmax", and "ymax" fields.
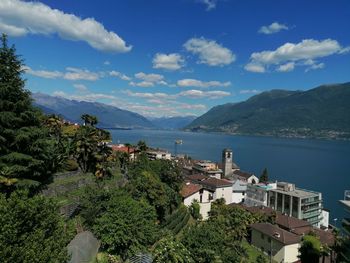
[
  {"xmin": 81, "ymin": 114, "xmax": 98, "ymax": 127},
  {"xmin": 0, "ymin": 191, "xmax": 72, "ymax": 262},
  {"xmin": 299, "ymin": 235, "xmax": 322, "ymax": 263},
  {"xmin": 153, "ymin": 237, "xmax": 194, "ymax": 263},
  {"xmin": 137, "ymin": 140, "xmax": 147, "ymax": 152},
  {"xmin": 0, "ymin": 34, "xmax": 56, "ymax": 192},
  {"xmin": 259, "ymin": 168, "xmax": 269, "ymax": 183},
  {"xmin": 92, "ymin": 190, "xmax": 159, "ymax": 260},
  {"xmin": 190, "ymin": 200, "xmax": 202, "ymax": 220}
]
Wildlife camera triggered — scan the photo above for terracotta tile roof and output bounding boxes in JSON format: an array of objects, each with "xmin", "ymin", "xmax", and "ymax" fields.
[
  {"xmin": 180, "ymin": 183, "xmax": 202, "ymax": 198},
  {"xmin": 200, "ymin": 177, "xmax": 233, "ymax": 188},
  {"xmin": 313, "ymin": 228, "xmax": 335, "ymax": 246},
  {"xmin": 251, "ymin": 223, "xmax": 301, "ymax": 245},
  {"xmin": 187, "ymin": 174, "xmax": 209, "ymax": 181},
  {"xmin": 111, "ymin": 145, "xmax": 136, "ymax": 153}
]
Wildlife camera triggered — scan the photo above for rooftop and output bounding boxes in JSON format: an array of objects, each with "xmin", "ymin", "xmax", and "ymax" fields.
[
  {"xmin": 233, "ymin": 170, "xmax": 254, "ymax": 179},
  {"xmin": 251, "ymin": 223, "xmax": 301, "ymax": 245},
  {"xmin": 339, "ymin": 200, "xmax": 350, "ymax": 209},
  {"xmin": 180, "ymin": 183, "xmax": 203, "ymax": 198},
  {"xmin": 271, "ymin": 187, "xmax": 320, "ymax": 198},
  {"xmin": 187, "ymin": 174, "xmax": 209, "ymax": 181},
  {"xmin": 200, "ymin": 177, "xmax": 233, "ymax": 188}
]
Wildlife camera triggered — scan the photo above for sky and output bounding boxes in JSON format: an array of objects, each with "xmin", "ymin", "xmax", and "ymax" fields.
[{"xmin": 1, "ymin": 0, "xmax": 349, "ymax": 117}]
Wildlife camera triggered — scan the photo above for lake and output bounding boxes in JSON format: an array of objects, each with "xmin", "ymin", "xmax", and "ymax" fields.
[{"xmin": 109, "ymin": 129, "xmax": 350, "ymax": 223}]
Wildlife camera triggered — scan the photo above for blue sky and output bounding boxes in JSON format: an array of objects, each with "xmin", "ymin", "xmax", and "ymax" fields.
[{"xmin": 1, "ymin": 0, "xmax": 349, "ymax": 117}]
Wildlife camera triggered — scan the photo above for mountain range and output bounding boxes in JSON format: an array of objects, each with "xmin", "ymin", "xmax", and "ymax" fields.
[
  {"xmin": 32, "ymin": 93, "xmax": 196, "ymax": 130},
  {"xmin": 186, "ymin": 82, "xmax": 350, "ymax": 139}
]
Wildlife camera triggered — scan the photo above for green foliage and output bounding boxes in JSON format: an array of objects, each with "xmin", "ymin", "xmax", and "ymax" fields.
[
  {"xmin": 256, "ymin": 254, "xmax": 267, "ymax": 263},
  {"xmin": 0, "ymin": 191, "xmax": 72, "ymax": 262},
  {"xmin": 0, "ymin": 34, "xmax": 59, "ymax": 191},
  {"xmin": 186, "ymin": 82, "xmax": 350, "ymax": 139},
  {"xmin": 81, "ymin": 114, "xmax": 98, "ymax": 127},
  {"xmin": 163, "ymin": 205, "xmax": 191, "ymax": 235},
  {"xmin": 153, "ymin": 237, "xmax": 194, "ymax": 263},
  {"xmin": 92, "ymin": 190, "xmax": 159, "ymax": 261},
  {"xmin": 64, "ymin": 159, "xmax": 79, "ymax": 171},
  {"xmin": 259, "ymin": 168, "xmax": 269, "ymax": 183},
  {"xmin": 299, "ymin": 235, "xmax": 322, "ymax": 263},
  {"xmin": 127, "ymin": 158, "xmax": 182, "ymax": 221},
  {"xmin": 189, "ymin": 200, "xmax": 202, "ymax": 220}
]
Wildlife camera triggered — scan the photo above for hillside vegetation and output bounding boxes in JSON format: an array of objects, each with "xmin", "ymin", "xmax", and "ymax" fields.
[{"xmin": 186, "ymin": 82, "xmax": 350, "ymax": 139}]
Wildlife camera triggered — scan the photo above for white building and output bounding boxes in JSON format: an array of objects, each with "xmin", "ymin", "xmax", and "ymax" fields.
[
  {"xmin": 180, "ymin": 182, "xmax": 213, "ymax": 219},
  {"xmin": 232, "ymin": 170, "xmax": 259, "ymax": 184},
  {"xmin": 146, "ymin": 150, "xmax": 171, "ymax": 160},
  {"xmin": 251, "ymin": 223, "xmax": 301, "ymax": 263},
  {"xmin": 192, "ymin": 160, "xmax": 223, "ymax": 179},
  {"xmin": 244, "ymin": 182, "xmax": 277, "ymax": 207},
  {"xmin": 231, "ymin": 179, "xmax": 247, "ymax": 204}
]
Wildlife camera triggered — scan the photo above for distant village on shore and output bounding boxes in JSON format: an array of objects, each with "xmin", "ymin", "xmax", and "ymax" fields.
[{"xmin": 110, "ymin": 143, "xmax": 350, "ymax": 263}]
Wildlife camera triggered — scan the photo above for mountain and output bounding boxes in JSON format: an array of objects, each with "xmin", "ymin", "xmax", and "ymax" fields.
[
  {"xmin": 150, "ymin": 116, "xmax": 197, "ymax": 130},
  {"xmin": 186, "ymin": 82, "xmax": 350, "ymax": 139},
  {"xmin": 32, "ymin": 93, "xmax": 155, "ymax": 129}
]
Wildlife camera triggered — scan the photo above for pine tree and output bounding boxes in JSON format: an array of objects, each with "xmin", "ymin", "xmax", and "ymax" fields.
[
  {"xmin": 259, "ymin": 168, "xmax": 269, "ymax": 183},
  {"xmin": 0, "ymin": 34, "xmax": 54, "ymax": 192}
]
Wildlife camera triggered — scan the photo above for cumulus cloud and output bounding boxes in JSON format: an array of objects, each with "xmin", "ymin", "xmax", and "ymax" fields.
[
  {"xmin": 73, "ymin": 84, "xmax": 88, "ymax": 92},
  {"xmin": 130, "ymin": 72, "xmax": 169, "ymax": 87},
  {"xmin": 152, "ymin": 53, "xmax": 184, "ymax": 71},
  {"xmin": 244, "ymin": 63, "xmax": 266, "ymax": 73},
  {"xmin": 177, "ymin": 78, "xmax": 231, "ymax": 88},
  {"xmin": 245, "ymin": 39, "xmax": 347, "ymax": 73},
  {"xmin": 184, "ymin": 37, "xmax": 235, "ymax": 66},
  {"xmin": 24, "ymin": 66, "xmax": 100, "ymax": 81},
  {"xmin": 0, "ymin": 0, "xmax": 131, "ymax": 52},
  {"xmin": 276, "ymin": 62, "xmax": 295, "ymax": 72},
  {"xmin": 258, "ymin": 22, "xmax": 289, "ymax": 34},
  {"xmin": 109, "ymin": 70, "xmax": 131, "ymax": 81}
]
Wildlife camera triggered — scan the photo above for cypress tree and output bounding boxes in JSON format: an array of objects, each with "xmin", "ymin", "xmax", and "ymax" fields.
[{"xmin": 0, "ymin": 34, "xmax": 53, "ymax": 192}]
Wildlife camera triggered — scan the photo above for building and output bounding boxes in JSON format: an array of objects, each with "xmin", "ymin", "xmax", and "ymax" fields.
[
  {"xmin": 231, "ymin": 179, "xmax": 247, "ymax": 203},
  {"xmin": 180, "ymin": 181, "xmax": 213, "ymax": 219},
  {"xmin": 339, "ymin": 190, "xmax": 350, "ymax": 262},
  {"xmin": 232, "ymin": 170, "xmax": 259, "ymax": 184},
  {"xmin": 110, "ymin": 144, "xmax": 137, "ymax": 160},
  {"xmin": 185, "ymin": 175, "xmax": 233, "ymax": 204},
  {"xmin": 219, "ymin": 148, "xmax": 239, "ymax": 178},
  {"xmin": 244, "ymin": 182, "xmax": 277, "ymax": 207},
  {"xmin": 146, "ymin": 150, "xmax": 171, "ymax": 160},
  {"xmin": 192, "ymin": 160, "xmax": 223, "ymax": 179},
  {"xmin": 268, "ymin": 182, "xmax": 324, "ymax": 227},
  {"xmin": 251, "ymin": 223, "xmax": 300, "ymax": 263}
]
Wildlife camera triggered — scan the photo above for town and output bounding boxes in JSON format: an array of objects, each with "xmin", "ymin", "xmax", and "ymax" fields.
[{"xmin": 108, "ymin": 143, "xmax": 349, "ymax": 263}]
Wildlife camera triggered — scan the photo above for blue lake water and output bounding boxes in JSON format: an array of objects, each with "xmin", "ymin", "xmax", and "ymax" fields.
[{"xmin": 109, "ymin": 129, "xmax": 350, "ymax": 223}]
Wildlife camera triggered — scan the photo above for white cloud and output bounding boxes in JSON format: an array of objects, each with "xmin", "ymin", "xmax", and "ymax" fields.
[
  {"xmin": 239, "ymin": 89, "xmax": 260, "ymax": 94},
  {"xmin": 0, "ymin": 21, "xmax": 27, "ymax": 36},
  {"xmin": 23, "ymin": 66, "xmax": 63, "ymax": 78},
  {"xmin": 135, "ymin": 72, "xmax": 164, "ymax": 82},
  {"xmin": 177, "ymin": 78, "xmax": 231, "ymax": 88},
  {"xmin": 276, "ymin": 62, "xmax": 295, "ymax": 72},
  {"xmin": 184, "ymin": 37, "xmax": 235, "ymax": 66},
  {"xmin": 259, "ymin": 22, "xmax": 289, "ymax": 34},
  {"xmin": 152, "ymin": 53, "xmax": 184, "ymax": 71},
  {"xmin": 73, "ymin": 84, "xmax": 88, "ymax": 92},
  {"xmin": 304, "ymin": 60, "xmax": 325, "ymax": 72},
  {"xmin": 245, "ymin": 39, "xmax": 347, "ymax": 73},
  {"xmin": 24, "ymin": 66, "xmax": 100, "ymax": 81},
  {"xmin": 103, "ymin": 61, "xmax": 110, "ymax": 65},
  {"xmin": 109, "ymin": 70, "xmax": 131, "ymax": 81},
  {"xmin": 130, "ymin": 72, "xmax": 169, "ymax": 87},
  {"xmin": 244, "ymin": 63, "xmax": 266, "ymax": 73},
  {"xmin": 0, "ymin": 0, "xmax": 131, "ymax": 52},
  {"xmin": 53, "ymin": 90, "xmax": 116, "ymax": 101},
  {"xmin": 178, "ymin": 89, "xmax": 230, "ymax": 99},
  {"xmin": 198, "ymin": 0, "xmax": 218, "ymax": 11}
]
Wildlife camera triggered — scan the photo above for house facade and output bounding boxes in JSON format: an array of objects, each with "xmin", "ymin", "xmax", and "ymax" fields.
[
  {"xmin": 251, "ymin": 223, "xmax": 300, "ymax": 263},
  {"xmin": 244, "ymin": 182, "xmax": 277, "ymax": 207},
  {"xmin": 268, "ymin": 182, "xmax": 323, "ymax": 228}
]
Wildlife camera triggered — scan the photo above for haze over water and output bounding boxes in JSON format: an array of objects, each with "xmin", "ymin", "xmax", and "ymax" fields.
[{"xmin": 110, "ymin": 129, "xmax": 350, "ymax": 223}]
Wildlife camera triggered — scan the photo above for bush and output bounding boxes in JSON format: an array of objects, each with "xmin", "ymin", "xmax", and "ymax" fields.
[{"xmin": 65, "ymin": 159, "xmax": 79, "ymax": 171}]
